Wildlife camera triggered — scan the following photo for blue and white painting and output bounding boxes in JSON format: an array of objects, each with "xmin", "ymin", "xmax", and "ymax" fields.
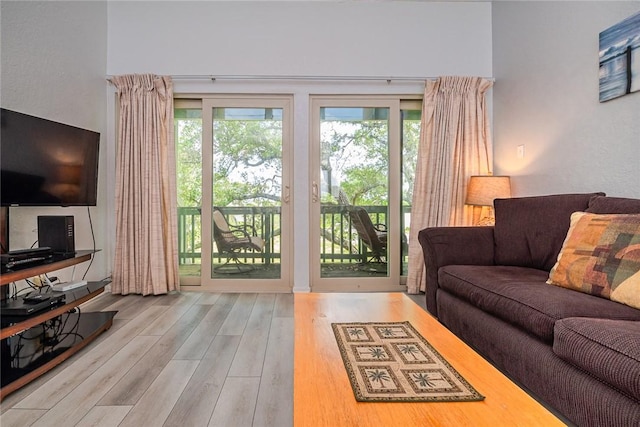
[{"xmin": 599, "ymin": 11, "xmax": 640, "ymax": 102}]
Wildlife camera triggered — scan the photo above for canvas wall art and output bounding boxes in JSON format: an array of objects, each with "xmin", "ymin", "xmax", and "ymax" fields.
[{"xmin": 599, "ymin": 11, "xmax": 640, "ymax": 102}]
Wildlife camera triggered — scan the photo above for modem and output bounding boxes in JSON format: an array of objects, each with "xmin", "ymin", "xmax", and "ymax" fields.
[{"xmin": 51, "ymin": 280, "xmax": 87, "ymax": 292}]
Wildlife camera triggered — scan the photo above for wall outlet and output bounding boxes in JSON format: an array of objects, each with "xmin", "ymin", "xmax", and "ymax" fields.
[{"xmin": 517, "ymin": 144, "xmax": 525, "ymax": 159}]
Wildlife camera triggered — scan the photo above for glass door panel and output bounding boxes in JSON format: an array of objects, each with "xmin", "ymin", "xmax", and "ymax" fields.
[
  {"xmin": 175, "ymin": 105, "xmax": 203, "ymax": 286},
  {"xmin": 211, "ymin": 107, "xmax": 282, "ymax": 279},
  {"xmin": 200, "ymin": 97, "xmax": 292, "ymax": 292},
  {"xmin": 400, "ymin": 106, "xmax": 421, "ymax": 276},
  {"xmin": 311, "ymin": 98, "xmax": 401, "ymax": 291},
  {"xmin": 319, "ymin": 107, "xmax": 390, "ymax": 277}
]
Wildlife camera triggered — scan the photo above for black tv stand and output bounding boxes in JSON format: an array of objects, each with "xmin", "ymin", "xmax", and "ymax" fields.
[{"xmin": 0, "ymin": 250, "xmax": 115, "ymax": 400}]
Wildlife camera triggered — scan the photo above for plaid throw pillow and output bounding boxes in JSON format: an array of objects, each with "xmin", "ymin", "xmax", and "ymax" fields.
[{"xmin": 547, "ymin": 212, "xmax": 640, "ymax": 310}]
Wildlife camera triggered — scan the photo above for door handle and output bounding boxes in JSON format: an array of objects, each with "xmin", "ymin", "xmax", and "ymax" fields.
[
  {"xmin": 283, "ymin": 185, "xmax": 291, "ymax": 204},
  {"xmin": 312, "ymin": 181, "xmax": 319, "ymax": 203}
]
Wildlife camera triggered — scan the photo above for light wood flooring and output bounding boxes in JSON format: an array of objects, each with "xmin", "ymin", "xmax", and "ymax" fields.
[{"xmin": 0, "ymin": 291, "xmax": 299, "ymax": 427}]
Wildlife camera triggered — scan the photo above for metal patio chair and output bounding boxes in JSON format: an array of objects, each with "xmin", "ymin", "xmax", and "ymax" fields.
[
  {"xmin": 347, "ymin": 206, "xmax": 388, "ymax": 264},
  {"xmin": 212, "ymin": 209, "xmax": 265, "ymax": 273}
]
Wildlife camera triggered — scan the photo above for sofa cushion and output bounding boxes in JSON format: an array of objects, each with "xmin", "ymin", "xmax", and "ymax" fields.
[
  {"xmin": 587, "ymin": 195, "xmax": 640, "ymax": 214},
  {"xmin": 547, "ymin": 212, "xmax": 640, "ymax": 309},
  {"xmin": 438, "ymin": 265, "xmax": 640, "ymax": 343},
  {"xmin": 553, "ymin": 318, "xmax": 640, "ymax": 401},
  {"xmin": 493, "ymin": 193, "xmax": 604, "ymax": 271}
]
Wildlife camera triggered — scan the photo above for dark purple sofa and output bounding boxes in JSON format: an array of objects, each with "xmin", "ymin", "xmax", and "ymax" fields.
[{"xmin": 418, "ymin": 193, "xmax": 640, "ymax": 427}]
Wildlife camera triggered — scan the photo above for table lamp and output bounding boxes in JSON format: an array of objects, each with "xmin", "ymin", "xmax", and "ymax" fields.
[{"xmin": 465, "ymin": 175, "xmax": 511, "ymax": 225}]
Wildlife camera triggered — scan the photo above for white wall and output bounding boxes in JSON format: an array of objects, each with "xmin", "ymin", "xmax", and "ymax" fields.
[
  {"xmin": 1, "ymin": 1, "xmax": 109, "ymax": 281},
  {"xmin": 106, "ymin": 1, "xmax": 493, "ymax": 291},
  {"xmin": 107, "ymin": 1, "xmax": 492, "ymax": 78},
  {"xmin": 493, "ymin": 2, "xmax": 640, "ymax": 198}
]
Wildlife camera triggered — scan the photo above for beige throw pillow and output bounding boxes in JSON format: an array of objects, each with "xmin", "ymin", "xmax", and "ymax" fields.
[{"xmin": 547, "ymin": 212, "xmax": 640, "ymax": 310}]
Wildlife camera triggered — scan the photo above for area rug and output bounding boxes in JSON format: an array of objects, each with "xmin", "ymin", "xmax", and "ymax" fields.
[{"xmin": 332, "ymin": 321, "xmax": 485, "ymax": 402}]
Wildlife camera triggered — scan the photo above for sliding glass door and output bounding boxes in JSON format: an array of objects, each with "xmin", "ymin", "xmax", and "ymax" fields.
[
  {"xmin": 310, "ymin": 97, "xmax": 403, "ymax": 291},
  {"xmin": 176, "ymin": 94, "xmax": 418, "ymax": 292},
  {"xmin": 175, "ymin": 96, "xmax": 293, "ymax": 292}
]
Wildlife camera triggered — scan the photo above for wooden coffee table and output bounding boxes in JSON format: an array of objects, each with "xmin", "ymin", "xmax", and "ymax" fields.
[{"xmin": 294, "ymin": 293, "xmax": 565, "ymax": 426}]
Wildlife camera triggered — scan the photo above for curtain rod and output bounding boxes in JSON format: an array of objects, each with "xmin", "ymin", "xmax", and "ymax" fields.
[{"xmin": 106, "ymin": 74, "xmax": 495, "ymax": 83}]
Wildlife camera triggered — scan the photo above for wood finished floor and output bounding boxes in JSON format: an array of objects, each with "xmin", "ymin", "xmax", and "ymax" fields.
[
  {"xmin": 0, "ymin": 291, "xmax": 300, "ymax": 427},
  {"xmin": 0, "ymin": 291, "xmax": 428, "ymax": 427}
]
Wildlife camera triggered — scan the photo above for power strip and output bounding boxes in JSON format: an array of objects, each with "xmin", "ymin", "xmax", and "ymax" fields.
[{"xmin": 51, "ymin": 280, "xmax": 88, "ymax": 292}]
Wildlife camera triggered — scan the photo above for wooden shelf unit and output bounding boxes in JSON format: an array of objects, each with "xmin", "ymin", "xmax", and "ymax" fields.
[
  {"xmin": 0, "ymin": 250, "xmax": 115, "ymax": 400},
  {"xmin": 0, "ymin": 250, "xmax": 93, "ymax": 286}
]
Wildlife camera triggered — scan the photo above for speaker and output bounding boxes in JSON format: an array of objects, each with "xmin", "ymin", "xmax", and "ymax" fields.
[{"xmin": 38, "ymin": 216, "xmax": 75, "ymax": 255}]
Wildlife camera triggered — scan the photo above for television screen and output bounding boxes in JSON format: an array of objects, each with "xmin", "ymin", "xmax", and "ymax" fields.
[{"xmin": 1, "ymin": 108, "xmax": 100, "ymax": 206}]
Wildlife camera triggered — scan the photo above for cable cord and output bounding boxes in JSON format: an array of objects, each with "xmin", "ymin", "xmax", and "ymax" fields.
[{"xmin": 82, "ymin": 206, "xmax": 97, "ymax": 280}]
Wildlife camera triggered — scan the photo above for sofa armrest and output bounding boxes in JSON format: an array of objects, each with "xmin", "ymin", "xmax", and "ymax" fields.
[{"xmin": 418, "ymin": 226, "xmax": 496, "ymax": 316}]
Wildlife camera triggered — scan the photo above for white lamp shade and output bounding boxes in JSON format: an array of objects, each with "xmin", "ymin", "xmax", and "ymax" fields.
[{"xmin": 466, "ymin": 176, "xmax": 511, "ymax": 206}]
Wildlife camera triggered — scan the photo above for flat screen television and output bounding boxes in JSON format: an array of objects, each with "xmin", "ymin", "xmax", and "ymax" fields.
[{"xmin": 1, "ymin": 108, "xmax": 100, "ymax": 206}]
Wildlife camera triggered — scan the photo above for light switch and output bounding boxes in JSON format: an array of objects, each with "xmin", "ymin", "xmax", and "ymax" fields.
[{"xmin": 517, "ymin": 144, "xmax": 525, "ymax": 159}]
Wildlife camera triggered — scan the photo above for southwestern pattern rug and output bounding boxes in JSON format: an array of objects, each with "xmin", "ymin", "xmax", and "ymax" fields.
[{"xmin": 332, "ymin": 321, "xmax": 485, "ymax": 403}]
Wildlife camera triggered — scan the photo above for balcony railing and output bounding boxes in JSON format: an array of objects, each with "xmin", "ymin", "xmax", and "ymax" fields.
[{"xmin": 178, "ymin": 205, "xmax": 410, "ymax": 267}]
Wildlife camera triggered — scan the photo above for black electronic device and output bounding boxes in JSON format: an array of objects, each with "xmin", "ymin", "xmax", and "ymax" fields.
[
  {"xmin": 0, "ymin": 292, "xmax": 65, "ymax": 316},
  {"xmin": 38, "ymin": 215, "xmax": 75, "ymax": 255},
  {"xmin": 1, "ymin": 247, "xmax": 54, "ymax": 271},
  {"xmin": 22, "ymin": 294, "xmax": 51, "ymax": 304},
  {"xmin": 0, "ymin": 108, "xmax": 100, "ymax": 207}
]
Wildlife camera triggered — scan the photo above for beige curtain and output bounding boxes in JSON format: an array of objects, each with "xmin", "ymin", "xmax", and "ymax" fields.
[
  {"xmin": 406, "ymin": 76, "xmax": 493, "ymax": 294},
  {"xmin": 110, "ymin": 74, "xmax": 179, "ymax": 295}
]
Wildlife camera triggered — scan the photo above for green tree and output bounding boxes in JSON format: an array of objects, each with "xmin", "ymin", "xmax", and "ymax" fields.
[
  {"xmin": 321, "ymin": 119, "xmax": 389, "ymax": 206},
  {"xmin": 402, "ymin": 120, "xmax": 420, "ymax": 206},
  {"xmin": 176, "ymin": 117, "xmax": 202, "ymax": 207},
  {"xmin": 175, "ymin": 110, "xmax": 284, "ymax": 209},
  {"xmin": 212, "ymin": 119, "xmax": 282, "ymax": 207}
]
